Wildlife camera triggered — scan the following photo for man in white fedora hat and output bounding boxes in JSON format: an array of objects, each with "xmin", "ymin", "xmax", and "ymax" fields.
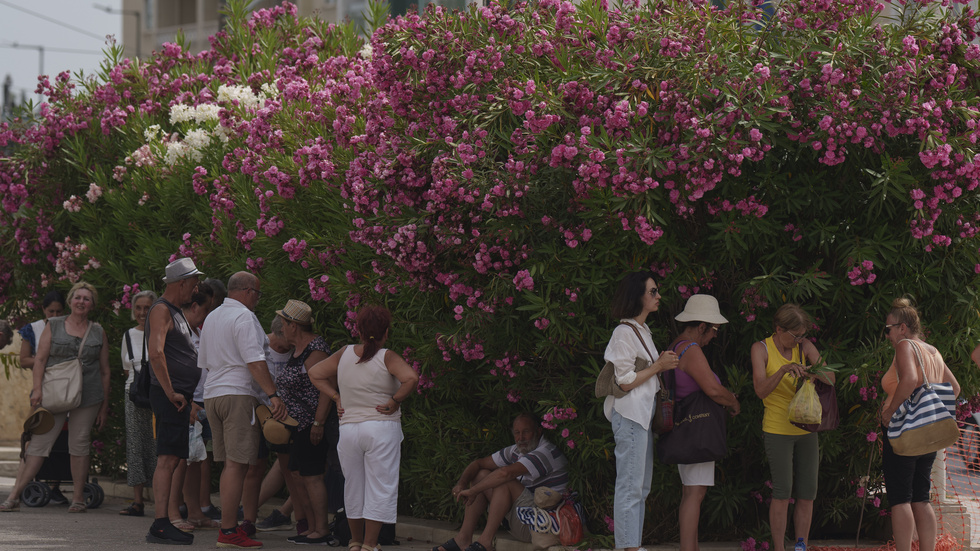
[{"xmin": 146, "ymin": 257, "xmax": 204, "ymax": 545}]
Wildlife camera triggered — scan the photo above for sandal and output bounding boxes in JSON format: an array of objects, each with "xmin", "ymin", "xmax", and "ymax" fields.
[
  {"xmin": 464, "ymin": 543, "xmax": 491, "ymax": 551},
  {"xmin": 67, "ymin": 502, "xmax": 87, "ymax": 513},
  {"xmin": 433, "ymin": 539, "xmax": 463, "ymax": 551},
  {"xmin": 170, "ymin": 518, "xmax": 195, "ymax": 532},
  {"xmin": 349, "ymin": 541, "xmax": 363, "ymax": 551},
  {"xmin": 188, "ymin": 517, "xmax": 220, "ymax": 529},
  {"xmin": 119, "ymin": 502, "xmax": 145, "ymax": 516},
  {"xmin": 0, "ymin": 499, "xmax": 19, "ymax": 512}
]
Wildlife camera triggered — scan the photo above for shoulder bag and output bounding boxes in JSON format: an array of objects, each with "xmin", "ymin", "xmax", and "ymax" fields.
[
  {"xmin": 887, "ymin": 339, "xmax": 959, "ymax": 457},
  {"xmin": 656, "ymin": 342, "xmax": 728, "ymax": 465},
  {"xmin": 40, "ymin": 321, "xmax": 92, "ymax": 414},
  {"xmin": 594, "ymin": 322, "xmax": 655, "ymax": 399},
  {"xmin": 129, "ymin": 330, "xmax": 152, "ymax": 409},
  {"xmin": 789, "ymin": 344, "xmax": 840, "ymax": 432}
]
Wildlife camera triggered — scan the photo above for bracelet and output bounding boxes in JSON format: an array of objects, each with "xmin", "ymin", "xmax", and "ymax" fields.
[
  {"xmin": 392, "ymin": 395, "xmax": 403, "ymax": 404},
  {"xmin": 332, "ymin": 393, "xmax": 340, "ymax": 401}
]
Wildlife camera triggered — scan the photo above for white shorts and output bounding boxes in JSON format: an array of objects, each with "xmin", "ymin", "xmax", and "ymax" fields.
[
  {"xmin": 338, "ymin": 420, "xmax": 403, "ymax": 523},
  {"xmin": 678, "ymin": 461, "xmax": 715, "ymax": 486}
]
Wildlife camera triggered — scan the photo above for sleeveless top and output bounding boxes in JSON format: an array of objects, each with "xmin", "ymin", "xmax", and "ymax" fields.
[
  {"xmin": 46, "ymin": 316, "xmax": 105, "ymax": 408},
  {"xmin": 145, "ymin": 298, "xmax": 200, "ymax": 394},
  {"xmin": 672, "ymin": 341, "xmax": 720, "ymax": 400},
  {"xmin": 337, "ymin": 346, "xmax": 400, "ymax": 425},
  {"xmin": 277, "ymin": 336, "xmax": 331, "ymax": 430},
  {"xmin": 761, "ymin": 336, "xmax": 808, "ymax": 436}
]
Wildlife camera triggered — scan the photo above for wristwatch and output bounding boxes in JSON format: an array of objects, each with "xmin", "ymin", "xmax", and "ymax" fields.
[
  {"xmin": 312, "ymin": 421, "xmax": 323, "ymax": 427},
  {"xmin": 269, "ymin": 391, "xmax": 279, "ymax": 399}
]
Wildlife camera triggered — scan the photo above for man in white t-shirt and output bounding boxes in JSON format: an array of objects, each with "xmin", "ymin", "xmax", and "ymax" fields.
[
  {"xmin": 434, "ymin": 413, "xmax": 570, "ymax": 551},
  {"xmin": 199, "ymin": 271, "xmax": 286, "ymax": 548}
]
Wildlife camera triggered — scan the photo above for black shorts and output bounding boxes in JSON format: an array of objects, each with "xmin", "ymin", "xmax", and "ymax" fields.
[
  {"xmin": 288, "ymin": 425, "xmax": 327, "ymax": 477},
  {"xmin": 150, "ymin": 385, "xmax": 192, "ymax": 459},
  {"xmin": 881, "ymin": 425, "xmax": 936, "ymax": 504}
]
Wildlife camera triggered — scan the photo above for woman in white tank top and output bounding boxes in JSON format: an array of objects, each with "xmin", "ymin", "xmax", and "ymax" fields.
[{"xmin": 309, "ymin": 306, "xmax": 419, "ymax": 551}]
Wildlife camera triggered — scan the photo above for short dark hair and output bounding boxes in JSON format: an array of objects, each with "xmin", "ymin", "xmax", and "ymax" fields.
[
  {"xmin": 0, "ymin": 320, "xmax": 12, "ymax": 343},
  {"xmin": 610, "ymin": 270, "xmax": 657, "ymax": 319},
  {"xmin": 42, "ymin": 291, "xmax": 66, "ymax": 310},
  {"xmin": 203, "ymin": 278, "xmax": 227, "ymax": 304}
]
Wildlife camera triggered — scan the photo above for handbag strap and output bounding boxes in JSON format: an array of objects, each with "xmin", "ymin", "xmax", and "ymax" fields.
[
  {"xmin": 124, "ymin": 329, "xmax": 135, "ymax": 362},
  {"xmin": 73, "ymin": 321, "xmax": 94, "ymax": 360},
  {"xmin": 900, "ymin": 338, "xmax": 931, "ymax": 389},
  {"xmin": 619, "ymin": 322, "xmax": 655, "ymax": 363}
]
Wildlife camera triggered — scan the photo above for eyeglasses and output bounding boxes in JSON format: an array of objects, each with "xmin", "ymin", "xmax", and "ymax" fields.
[
  {"xmin": 710, "ymin": 326, "xmax": 720, "ymax": 332},
  {"xmin": 787, "ymin": 330, "xmax": 806, "ymax": 343},
  {"xmin": 648, "ymin": 287, "xmax": 660, "ymax": 297},
  {"xmin": 884, "ymin": 323, "xmax": 899, "ymax": 335},
  {"xmin": 247, "ymin": 288, "xmax": 263, "ymax": 299}
]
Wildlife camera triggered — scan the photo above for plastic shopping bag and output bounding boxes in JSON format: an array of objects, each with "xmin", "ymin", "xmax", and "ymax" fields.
[{"xmin": 788, "ymin": 379, "xmax": 823, "ymax": 425}]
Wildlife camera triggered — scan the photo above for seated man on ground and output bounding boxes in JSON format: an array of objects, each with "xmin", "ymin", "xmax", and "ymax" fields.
[{"xmin": 433, "ymin": 413, "xmax": 569, "ymax": 551}]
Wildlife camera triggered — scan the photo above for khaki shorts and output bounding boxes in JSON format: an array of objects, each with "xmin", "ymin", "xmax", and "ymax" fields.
[
  {"xmin": 504, "ymin": 488, "xmax": 535, "ymax": 543},
  {"xmin": 27, "ymin": 403, "xmax": 101, "ymax": 457},
  {"xmin": 204, "ymin": 395, "xmax": 260, "ymax": 464}
]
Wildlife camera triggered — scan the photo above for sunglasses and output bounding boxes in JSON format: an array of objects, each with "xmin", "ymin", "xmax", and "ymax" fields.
[{"xmin": 884, "ymin": 323, "xmax": 899, "ymax": 335}]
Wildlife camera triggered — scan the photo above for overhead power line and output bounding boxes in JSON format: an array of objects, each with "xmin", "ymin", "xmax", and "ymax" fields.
[
  {"xmin": 0, "ymin": 43, "xmax": 104, "ymax": 55},
  {"xmin": 0, "ymin": 0, "xmax": 106, "ymax": 41}
]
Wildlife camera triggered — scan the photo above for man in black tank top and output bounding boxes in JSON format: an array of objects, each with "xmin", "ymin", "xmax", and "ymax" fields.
[{"xmin": 145, "ymin": 258, "xmax": 204, "ymax": 546}]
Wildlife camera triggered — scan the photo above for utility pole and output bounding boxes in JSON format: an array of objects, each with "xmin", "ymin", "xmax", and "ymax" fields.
[{"xmin": 94, "ymin": 4, "xmax": 142, "ymax": 59}]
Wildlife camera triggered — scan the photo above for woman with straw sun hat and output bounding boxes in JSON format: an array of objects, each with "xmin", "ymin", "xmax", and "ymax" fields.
[{"xmin": 666, "ymin": 294, "xmax": 740, "ymax": 551}]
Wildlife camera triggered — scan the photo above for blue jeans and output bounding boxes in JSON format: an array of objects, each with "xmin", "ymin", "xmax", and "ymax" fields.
[{"xmin": 612, "ymin": 409, "xmax": 654, "ymax": 548}]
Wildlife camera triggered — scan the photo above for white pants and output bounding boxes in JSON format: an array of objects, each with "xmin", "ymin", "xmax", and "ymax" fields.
[{"xmin": 338, "ymin": 420, "xmax": 403, "ymax": 523}]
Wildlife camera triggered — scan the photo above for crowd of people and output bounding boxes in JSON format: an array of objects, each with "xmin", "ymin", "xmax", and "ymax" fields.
[
  {"xmin": 1, "ymin": 262, "xmax": 979, "ymax": 551},
  {"xmin": 602, "ymin": 270, "xmax": 980, "ymax": 551},
  {"xmin": 0, "ymin": 258, "xmax": 419, "ymax": 549}
]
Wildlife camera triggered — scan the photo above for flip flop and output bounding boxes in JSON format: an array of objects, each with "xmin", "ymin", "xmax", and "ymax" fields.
[
  {"xmin": 464, "ymin": 542, "xmax": 492, "ymax": 551},
  {"xmin": 67, "ymin": 502, "xmax": 87, "ymax": 513},
  {"xmin": 433, "ymin": 539, "xmax": 463, "ymax": 551}
]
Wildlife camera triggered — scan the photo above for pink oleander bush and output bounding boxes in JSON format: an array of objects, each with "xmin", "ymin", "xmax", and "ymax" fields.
[{"xmin": 2, "ymin": 0, "xmax": 980, "ymax": 542}]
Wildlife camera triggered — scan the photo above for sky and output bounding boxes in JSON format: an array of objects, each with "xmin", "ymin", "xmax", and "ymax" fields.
[{"xmin": 0, "ymin": 0, "xmax": 122, "ymax": 104}]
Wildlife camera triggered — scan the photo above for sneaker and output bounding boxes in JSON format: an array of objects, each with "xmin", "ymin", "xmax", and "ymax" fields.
[
  {"xmin": 49, "ymin": 487, "xmax": 68, "ymax": 505},
  {"xmin": 217, "ymin": 526, "xmax": 263, "ymax": 548},
  {"xmin": 241, "ymin": 519, "xmax": 257, "ymax": 538},
  {"xmin": 147, "ymin": 521, "xmax": 194, "ymax": 545},
  {"xmin": 256, "ymin": 509, "xmax": 293, "ymax": 532}
]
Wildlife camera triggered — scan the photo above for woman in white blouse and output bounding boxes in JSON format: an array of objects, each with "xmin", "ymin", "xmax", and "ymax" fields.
[
  {"xmin": 119, "ymin": 290, "xmax": 158, "ymax": 516},
  {"xmin": 603, "ymin": 271, "xmax": 678, "ymax": 551}
]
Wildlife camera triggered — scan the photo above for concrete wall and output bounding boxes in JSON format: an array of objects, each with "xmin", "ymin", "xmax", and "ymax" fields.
[{"xmin": 0, "ymin": 334, "xmax": 35, "ymax": 443}]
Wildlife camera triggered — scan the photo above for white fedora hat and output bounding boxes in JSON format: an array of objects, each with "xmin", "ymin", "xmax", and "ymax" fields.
[
  {"xmin": 162, "ymin": 257, "xmax": 204, "ymax": 284},
  {"xmin": 675, "ymin": 294, "xmax": 729, "ymax": 325}
]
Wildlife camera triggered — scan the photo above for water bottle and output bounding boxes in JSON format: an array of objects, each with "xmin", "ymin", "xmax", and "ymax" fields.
[{"xmin": 794, "ymin": 538, "xmax": 806, "ymax": 551}]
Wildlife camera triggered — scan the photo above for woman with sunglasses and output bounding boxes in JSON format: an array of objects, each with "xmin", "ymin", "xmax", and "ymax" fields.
[
  {"xmin": 603, "ymin": 271, "xmax": 678, "ymax": 551},
  {"xmin": 667, "ymin": 294, "xmax": 740, "ymax": 551},
  {"xmin": 879, "ymin": 297, "xmax": 959, "ymax": 551},
  {"xmin": 750, "ymin": 304, "xmax": 833, "ymax": 551}
]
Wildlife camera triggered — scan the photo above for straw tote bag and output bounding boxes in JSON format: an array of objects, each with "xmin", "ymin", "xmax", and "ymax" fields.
[
  {"xmin": 886, "ymin": 339, "xmax": 959, "ymax": 457},
  {"xmin": 41, "ymin": 321, "xmax": 92, "ymax": 414}
]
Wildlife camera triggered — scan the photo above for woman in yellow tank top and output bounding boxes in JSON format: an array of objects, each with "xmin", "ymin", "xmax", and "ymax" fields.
[{"xmin": 749, "ymin": 304, "xmax": 833, "ymax": 551}]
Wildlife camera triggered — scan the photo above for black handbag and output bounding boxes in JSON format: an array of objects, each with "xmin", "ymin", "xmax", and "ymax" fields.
[
  {"xmin": 656, "ymin": 371, "xmax": 727, "ymax": 465},
  {"xmin": 127, "ymin": 330, "xmax": 152, "ymax": 409}
]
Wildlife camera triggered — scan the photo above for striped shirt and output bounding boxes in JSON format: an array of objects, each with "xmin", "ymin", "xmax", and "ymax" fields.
[{"xmin": 492, "ymin": 438, "xmax": 569, "ymax": 492}]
